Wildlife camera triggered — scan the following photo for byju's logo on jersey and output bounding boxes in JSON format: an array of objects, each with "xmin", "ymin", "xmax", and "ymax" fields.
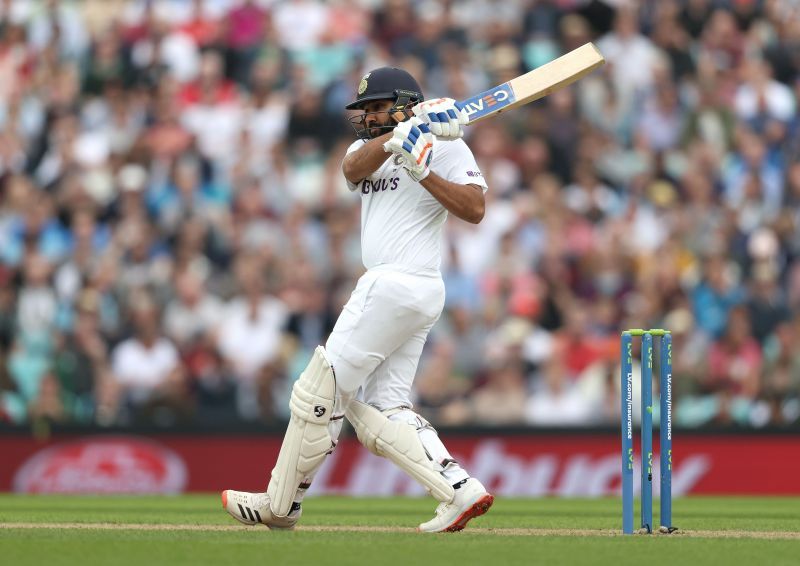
[
  {"xmin": 361, "ymin": 177, "xmax": 400, "ymax": 194},
  {"xmin": 458, "ymin": 84, "xmax": 516, "ymax": 121}
]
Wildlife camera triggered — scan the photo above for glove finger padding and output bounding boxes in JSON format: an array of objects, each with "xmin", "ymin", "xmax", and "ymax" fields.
[
  {"xmin": 412, "ymin": 98, "xmax": 467, "ymax": 140},
  {"xmin": 383, "ymin": 117, "xmax": 434, "ymax": 182}
]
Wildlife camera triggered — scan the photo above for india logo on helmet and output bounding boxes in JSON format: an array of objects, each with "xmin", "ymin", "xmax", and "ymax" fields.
[{"xmin": 358, "ymin": 73, "xmax": 370, "ymax": 95}]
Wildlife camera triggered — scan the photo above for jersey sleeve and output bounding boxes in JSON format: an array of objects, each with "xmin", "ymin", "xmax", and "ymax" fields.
[
  {"xmin": 431, "ymin": 138, "xmax": 489, "ymax": 193},
  {"xmin": 342, "ymin": 139, "xmax": 367, "ymax": 192}
]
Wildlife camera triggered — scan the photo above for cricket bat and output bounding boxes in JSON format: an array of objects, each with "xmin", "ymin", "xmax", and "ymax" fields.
[{"xmin": 455, "ymin": 43, "xmax": 605, "ymax": 124}]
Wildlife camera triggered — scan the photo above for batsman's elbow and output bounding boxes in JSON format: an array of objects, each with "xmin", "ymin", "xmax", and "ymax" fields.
[
  {"xmin": 472, "ymin": 188, "xmax": 486, "ymax": 223},
  {"xmin": 467, "ymin": 200, "xmax": 485, "ymax": 224},
  {"xmin": 341, "ymin": 158, "xmax": 359, "ymax": 184},
  {"xmin": 464, "ymin": 183, "xmax": 485, "ymax": 223},
  {"xmin": 473, "ymin": 205, "xmax": 486, "ymax": 224}
]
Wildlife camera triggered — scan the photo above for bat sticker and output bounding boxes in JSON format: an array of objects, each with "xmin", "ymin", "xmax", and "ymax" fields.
[{"xmin": 457, "ymin": 84, "xmax": 516, "ymax": 121}]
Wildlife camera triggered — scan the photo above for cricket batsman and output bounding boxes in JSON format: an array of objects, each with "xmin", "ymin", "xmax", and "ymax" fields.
[{"xmin": 222, "ymin": 67, "xmax": 493, "ymax": 532}]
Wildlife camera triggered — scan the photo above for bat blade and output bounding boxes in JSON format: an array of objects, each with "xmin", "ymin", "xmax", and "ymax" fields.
[{"xmin": 456, "ymin": 43, "xmax": 605, "ymax": 124}]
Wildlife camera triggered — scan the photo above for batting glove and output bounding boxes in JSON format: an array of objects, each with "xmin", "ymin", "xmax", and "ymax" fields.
[
  {"xmin": 412, "ymin": 97, "xmax": 468, "ymax": 140},
  {"xmin": 383, "ymin": 117, "xmax": 435, "ymax": 182}
]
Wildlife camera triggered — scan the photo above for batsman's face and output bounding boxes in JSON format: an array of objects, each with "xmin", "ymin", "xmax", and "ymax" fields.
[{"xmin": 358, "ymin": 99, "xmax": 396, "ymax": 139}]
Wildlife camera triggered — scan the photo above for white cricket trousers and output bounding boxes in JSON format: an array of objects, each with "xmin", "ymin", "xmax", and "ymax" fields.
[
  {"xmin": 325, "ymin": 264, "xmax": 445, "ymax": 411},
  {"xmin": 292, "ymin": 264, "xmax": 469, "ymax": 499}
]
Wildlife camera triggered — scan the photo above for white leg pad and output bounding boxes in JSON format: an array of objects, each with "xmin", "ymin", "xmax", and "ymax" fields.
[
  {"xmin": 346, "ymin": 400, "xmax": 455, "ymax": 503},
  {"xmin": 267, "ymin": 346, "xmax": 336, "ymax": 516}
]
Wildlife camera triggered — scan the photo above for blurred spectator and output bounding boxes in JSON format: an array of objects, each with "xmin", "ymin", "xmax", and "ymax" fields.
[
  {"xmin": 52, "ymin": 289, "xmax": 110, "ymax": 422},
  {"xmin": 698, "ymin": 8, "xmax": 744, "ymax": 73},
  {"xmin": 691, "ymin": 255, "xmax": 745, "ymax": 338},
  {"xmin": 15, "ymin": 253, "xmax": 58, "ymax": 338},
  {"xmin": 272, "ymin": 0, "xmax": 328, "ymax": 54},
  {"xmin": 28, "ymin": 0, "xmax": 89, "ymax": 61},
  {"xmin": 0, "ymin": 267, "xmax": 15, "ymax": 350},
  {"xmin": 127, "ymin": 4, "xmax": 199, "ymax": 85},
  {"xmin": 746, "ymin": 261, "xmax": 790, "ymax": 344},
  {"xmin": 706, "ymin": 306, "xmax": 762, "ymax": 401},
  {"xmin": 763, "ymin": 15, "xmax": 800, "ymax": 85},
  {"xmin": 734, "ymin": 58, "xmax": 796, "ymax": 129},
  {"xmin": 164, "ymin": 269, "xmax": 222, "ymax": 348},
  {"xmin": 761, "ymin": 314, "xmax": 800, "ymax": 425},
  {"xmin": 681, "ymin": 82, "xmax": 735, "ymax": 158},
  {"xmin": 554, "ymin": 304, "xmax": 611, "ymax": 378},
  {"xmin": 636, "ymin": 80, "xmax": 685, "ymax": 152},
  {"xmin": 164, "ymin": 268, "xmax": 228, "ymax": 421},
  {"xmin": 180, "ymin": 0, "xmax": 222, "ymax": 50},
  {"xmin": 235, "ymin": 59, "xmax": 289, "ymax": 181},
  {"xmin": 525, "ymin": 356, "xmax": 593, "ymax": 426},
  {"xmin": 596, "ymin": 5, "xmax": 659, "ymax": 100},
  {"xmin": 224, "ymin": 0, "xmax": 270, "ymax": 85},
  {"xmin": 2, "ymin": 189, "xmax": 70, "ymax": 266},
  {"xmin": 141, "ymin": 95, "xmax": 193, "ymax": 159},
  {"xmin": 283, "ymin": 262, "xmax": 335, "ymax": 353},
  {"xmin": 440, "ymin": 358, "xmax": 527, "ymax": 426},
  {"xmin": 415, "ymin": 338, "xmax": 472, "ymax": 423},
  {"xmin": 6, "ymin": 255, "xmax": 59, "ymax": 424},
  {"xmin": 179, "ymin": 50, "xmax": 242, "ymax": 165},
  {"xmin": 110, "ymin": 293, "xmax": 187, "ymax": 425},
  {"xmin": 723, "ymin": 128, "xmax": 784, "ymax": 230},
  {"xmin": 115, "ymin": 216, "xmax": 171, "ymax": 295},
  {"xmin": 26, "ymin": 372, "xmax": 66, "ymax": 423},
  {"xmin": 149, "ymin": 154, "xmax": 230, "ymax": 235},
  {"xmin": 82, "ymin": 32, "xmax": 126, "ymax": 96},
  {"xmin": 217, "ymin": 253, "xmax": 288, "ymax": 420},
  {"xmin": 80, "ymin": 255, "xmax": 124, "ymax": 344}
]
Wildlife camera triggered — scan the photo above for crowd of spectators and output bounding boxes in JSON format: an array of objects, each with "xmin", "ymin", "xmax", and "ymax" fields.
[{"xmin": 0, "ymin": 0, "xmax": 799, "ymax": 429}]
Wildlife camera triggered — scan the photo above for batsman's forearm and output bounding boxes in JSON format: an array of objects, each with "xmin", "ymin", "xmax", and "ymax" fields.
[
  {"xmin": 420, "ymin": 173, "xmax": 485, "ymax": 224},
  {"xmin": 342, "ymin": 133, "xmax": 393, "ymax": 183}
]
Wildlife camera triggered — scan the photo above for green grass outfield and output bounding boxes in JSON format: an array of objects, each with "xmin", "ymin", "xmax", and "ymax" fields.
[{"xmin": 1, "ymin": 495, "xmax": 799, "ymax": 565}]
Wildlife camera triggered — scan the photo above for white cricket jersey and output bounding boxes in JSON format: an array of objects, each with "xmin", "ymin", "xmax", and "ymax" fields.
[{"xmin": 344, "ymin": 138, "xmax": 488, "ymax": 272}]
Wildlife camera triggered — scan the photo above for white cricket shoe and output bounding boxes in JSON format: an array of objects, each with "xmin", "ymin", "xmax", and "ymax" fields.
[
  {"xmin": 221, "ymin": 490, "xmax": 301, "ymax": 530},
  {"xmin": 418, "ymin": 478, "xmax": 494, "ymax": 533}
]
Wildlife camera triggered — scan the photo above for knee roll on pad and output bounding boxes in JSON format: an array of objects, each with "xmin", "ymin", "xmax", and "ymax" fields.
[
  {"xmin": 267, "ymin": 346, "xmax": 336, "ymax": 516},
  {"xmin": 345, "ymin": 400, "xmax": 455, "ymax": 503}
]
